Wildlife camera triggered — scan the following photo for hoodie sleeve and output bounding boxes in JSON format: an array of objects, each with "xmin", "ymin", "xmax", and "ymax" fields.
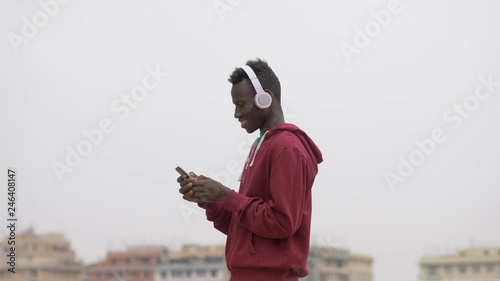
[
  {"xmin": 201, "ymin": 202, "xmax": 233, "ymax": 235},
  {"xmin": 222, "ymin": 147, "xmax": 308, "ymax": 239}
]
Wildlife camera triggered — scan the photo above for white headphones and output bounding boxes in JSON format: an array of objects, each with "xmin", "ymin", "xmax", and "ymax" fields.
[{"xmin": 241, "ymin": 65, "xmax": 272, "ymax": 109}]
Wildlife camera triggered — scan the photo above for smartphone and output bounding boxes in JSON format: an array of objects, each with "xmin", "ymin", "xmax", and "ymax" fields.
[{"xmin": 175, "ymin": 166, "xmax": 191, "ymax": 179}]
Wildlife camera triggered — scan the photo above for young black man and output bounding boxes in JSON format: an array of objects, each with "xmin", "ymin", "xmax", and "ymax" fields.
[{"xmin": 177, "ymin": 58, "xmax": 323, "ymax": 281}]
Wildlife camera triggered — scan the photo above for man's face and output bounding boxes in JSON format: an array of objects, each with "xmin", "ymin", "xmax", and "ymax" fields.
[{"xmin": 231, "ymin": 80, "xmax": 267, "ymax": 133}]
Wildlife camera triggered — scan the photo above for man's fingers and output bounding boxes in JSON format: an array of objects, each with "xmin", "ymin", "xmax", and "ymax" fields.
[
  {"xmin": 183, "ymin": 190, "xmax": 203, "ymax": 203},
  {"xmin": 181, "ymin": 187, "xmax": 204, "ymax": 199},
  {"xmin": 192, "ymin": 186, "xmax": 205, "ymax": 193},
  {"xmin": 183, "ymin": 190, "xmax": 199, "ymax": 202},
  {"xmin": 183, "ymin": 190, "xmax": 194, "ymax": 200},
  {"xmin": 180, "ymin": 177, "xmax": 193, "ymax": 186},
  {"xmin": 177, "ymin": 171, "xmax": 206, "ymax": 203},
  {"xmin": 179, "ymin": 181, "xmax": 194, "ymax": 194},
  {"xmin": 191, "ymin": 179, "xmax": 208, "ymax": 187},
  {"xmin": 177, "ymin": 175, "xmax": 191, "ymax": 183}
]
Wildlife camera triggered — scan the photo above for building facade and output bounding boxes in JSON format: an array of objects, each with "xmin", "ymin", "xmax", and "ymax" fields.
[
  {"xmin": 419, "ymin": 247, "xmax": 500, "ymax": 281},
  {"xmin": 154, "ymin": 244, "xmax": 372, "ymax": 281},
  {"xmin": 155, "ymin": 245, "xmax": 229, "ymax": 281},
  {"xmin": 86, "ymin": 245, "xmax": 168, "ymax": 281},
  {"xmin": 305, "ymin": 246, "xmax": 373, "ymax": 281},
  {"xmin": 0, "ymin": 228, "xmax": 84, "ymax": 281}
]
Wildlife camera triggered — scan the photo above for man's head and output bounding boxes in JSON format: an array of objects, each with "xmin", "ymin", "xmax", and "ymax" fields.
[{"xmin": 228, "ymin": 59, "xmax": 281, "ymax": 133}]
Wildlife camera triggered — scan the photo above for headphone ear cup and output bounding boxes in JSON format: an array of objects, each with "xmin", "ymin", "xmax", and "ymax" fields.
[{"xmin": 254, "ymin": 92, "xmax": 272, "ymax": 109}]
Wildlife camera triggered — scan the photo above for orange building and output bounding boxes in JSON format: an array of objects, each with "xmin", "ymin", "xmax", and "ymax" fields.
[{"xmin": 86, "ymin": 245, "xmax": 168, "ymax": 281}]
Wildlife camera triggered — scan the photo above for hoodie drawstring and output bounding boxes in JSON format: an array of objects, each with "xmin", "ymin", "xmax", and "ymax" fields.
[
  {"xmin": 238, "ymin": 131, "xmax": 269, "ymax": 182},
  {"xmin": 249, "ymin": 131, "xmax": 268, "ymax": 167}
]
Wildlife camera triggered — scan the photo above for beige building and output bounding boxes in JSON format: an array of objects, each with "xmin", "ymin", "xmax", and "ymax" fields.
[
  {"xmin": 0, "ymin": 228, "xmax": 84, "ymax": 281},
  {"xmin": 155, "ymin": 244, "xmax": 229, "ymax": 281},
  {"xmin": 419, "ymin": 247, "xmax": 500, "ymax": 281},
  {"xmin": 305, "ymin": 246, "xmax": 373, "ymax": 281}
]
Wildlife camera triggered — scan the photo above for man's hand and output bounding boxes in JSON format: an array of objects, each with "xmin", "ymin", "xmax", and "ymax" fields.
[
  {"xmin": 177, "ymin": 172, "xmax": 198, "ymax": 202},
  {"xmin": 177, "ymin": 173, "xmax": 231, "ymax": 203},
  {"xmin": 191, "ymin": 175, "xmax": 231, "ymax": 203}
]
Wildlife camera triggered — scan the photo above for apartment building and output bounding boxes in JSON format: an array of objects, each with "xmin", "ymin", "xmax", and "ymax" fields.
[
  {"xmin": 419, "ymin": 247, "xmax": 500, "ymax": 281},
  {"xmin": 0, "ymin": 227, "xmax": 84, "ymax": 281},
  {"xmin": 155, "ymin": 244, "xmax": 229, "ymax": 281},
  {"xmin": 306, "ymin": 246, "xmax": 373, "ymax": 281},
  {"xmin": 86, "ymin": 245, "xmax": 168, "ymax": 281}
]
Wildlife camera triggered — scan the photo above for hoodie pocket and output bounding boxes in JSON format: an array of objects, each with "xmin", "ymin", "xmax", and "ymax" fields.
[{"xmin": 249, "ymin": 232, "xmax": 258, "ymax": 259}]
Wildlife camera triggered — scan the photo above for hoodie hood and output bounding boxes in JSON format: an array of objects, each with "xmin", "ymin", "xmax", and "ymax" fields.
[
  {"xmin": 241, "ymin": 123, "xmax": 323, "ymax": 181},
  {"xmin": 263, "ymin": 123, "xmax": 323, "ymax": 165}
]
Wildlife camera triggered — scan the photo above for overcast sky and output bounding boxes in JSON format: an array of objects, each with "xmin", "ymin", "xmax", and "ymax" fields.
[{"xmin": 1, "ymin": 1, "xmax": 500, "ymax": 281}]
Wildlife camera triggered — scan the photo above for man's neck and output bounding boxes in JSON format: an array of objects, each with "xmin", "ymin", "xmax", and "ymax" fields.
[{"xmin": 260, "ymin": 107, "xmax": 285, "ymax": 134}]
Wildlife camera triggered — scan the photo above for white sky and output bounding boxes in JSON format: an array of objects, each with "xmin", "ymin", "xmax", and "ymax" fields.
[{"xmin": 1, "ymin": 1, "xmax": 500, "ymax": 281}]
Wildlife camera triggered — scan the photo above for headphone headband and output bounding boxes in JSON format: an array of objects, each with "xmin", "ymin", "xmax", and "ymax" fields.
[
  {"xmin": 241, "ymin": 65, "xmax": 265, "ymax": 94},
  {"xmin": 240, "ymin": 65, "xmax": 272, "ymax": 110}
]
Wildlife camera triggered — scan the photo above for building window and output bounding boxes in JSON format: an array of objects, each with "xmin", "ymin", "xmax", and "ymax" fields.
[
  {"xmin": 472, "ymin": 264, "xmax": 480, "ymax": 273},
  {"xmin": 161, "ymin": 271, "xmax": 166, "ymax": 278},
  {"xmin": 206, "ymin": 257, "xmax": 223, "ymax": 264},
  {"xmin": 211, "ymin": 269, "xmax": 218, "ymax": 277},
  {"xmin": 459, "ymin": 265, "xmax": 466, "ymax": 274},
  {"xmin": 428, "ymin": 266, "xmax": 437, "ymax": 276},
  {"xmin": 197, "ymin": 269, "xmax": 206, "ymax": 277},
  {"xmin": 170, "ymin": 258, "xmax": 189, "ymax": 265},
  {"xmin": 486, "ymin": 264, "xmax": 494, "ymax": 272},
  {"xmin": 129, "ymin": 271, "xmax": 138, "ymax": 279}
]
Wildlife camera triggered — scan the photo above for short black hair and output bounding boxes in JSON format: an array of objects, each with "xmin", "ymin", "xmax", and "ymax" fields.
[{"xmin": 228, "ymin": 58, "xmax": 281, "ymax": 102}]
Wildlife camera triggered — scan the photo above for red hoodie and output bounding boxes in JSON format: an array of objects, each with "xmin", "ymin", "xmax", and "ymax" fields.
[{"xmin": 201, "ymin": 123, "xmax": 323, "ymax": 281}]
